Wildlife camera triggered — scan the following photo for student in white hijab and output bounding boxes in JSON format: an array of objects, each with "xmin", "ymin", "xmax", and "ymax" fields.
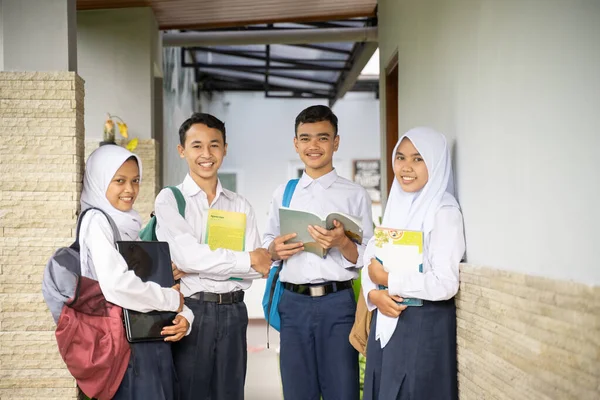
[
  {"xmin": 361, "ymin": 127, "xmax": 465, "ymax": 400},
  {"xmin": 78, "ymin": 144, "xmax": 192, "ymax": 400}
]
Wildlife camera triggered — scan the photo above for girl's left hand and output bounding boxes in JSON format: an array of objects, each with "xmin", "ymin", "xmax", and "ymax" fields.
[
  {"xmin": 172, "ymin": 262, "xmax": 187, "ymax": 281},
  {"xmin": 368, "ymin": 258, "xmax": 389, "ymax": 287},
  {"xmin": 161, "ymin": 315, "xmax": 190, "ymax": 342}
]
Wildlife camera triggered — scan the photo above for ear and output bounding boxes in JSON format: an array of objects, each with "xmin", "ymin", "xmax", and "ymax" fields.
[
  {"xmin": 333, "ymin": 134, "xmax": 340, "ymax": 152},
  {"xmin": 293, "ymin": 136, "xmax": 299, "ymax": 154},
  {"xmin": 223, "ymin": 143, "xmax": 228, "ymax": 157},
  {"xmin": 177, "ymin": 144, "xmax": 185, "ymax": 159}
]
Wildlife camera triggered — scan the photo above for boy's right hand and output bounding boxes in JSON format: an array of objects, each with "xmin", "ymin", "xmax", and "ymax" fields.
[
  {"xmin": 268, "ymin": 233, "xmax": 304, "ymax": 261},
  {"xmin": 368, "ymin": 289, "xmax": 407, "ymax": 318},
  {"xmin": 172, "ymin": 283, "xmax": 184, "ymax": 313},
  {"xmin": 249, "ymin": 248, "xmax": 272, "ymax": 276}
]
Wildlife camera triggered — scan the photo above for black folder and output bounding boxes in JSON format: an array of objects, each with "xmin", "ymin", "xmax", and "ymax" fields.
[{"xmin": 117, "ymin": 241, "xmax": 177, "ymax": 343}]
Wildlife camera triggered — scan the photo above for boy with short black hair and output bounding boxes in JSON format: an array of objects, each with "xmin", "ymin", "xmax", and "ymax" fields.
[
  {"xmin": 155, "ymin": 112, "xmax": 272, "ymax": 400},
  {"xmin": 263, "ymin": 105, "xmax": 374, "ymax": 400}
]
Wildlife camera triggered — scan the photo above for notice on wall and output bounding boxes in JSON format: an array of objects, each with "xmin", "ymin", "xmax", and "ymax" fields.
[{"xmin": 353, "ymin": 159, "xmax": 381, "ymax": 204}]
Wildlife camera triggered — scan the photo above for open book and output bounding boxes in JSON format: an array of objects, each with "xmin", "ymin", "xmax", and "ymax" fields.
[
  {"xmin": 279, "ymin": 207, "xmax": 363, "ymax": 258},
  {"xmin": 374, "ymin": 227, "xmax": 423, "ymax": 306}
]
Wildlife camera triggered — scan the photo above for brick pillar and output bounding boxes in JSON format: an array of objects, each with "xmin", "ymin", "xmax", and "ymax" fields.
[{"xmin": 0, "ymin": 71, "xmax": 84, "ymax": 399}]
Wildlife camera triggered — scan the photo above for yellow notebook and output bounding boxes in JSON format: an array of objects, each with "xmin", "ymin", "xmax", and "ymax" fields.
[{"xmin": 205, "ymin": 209, "xmax": 247, "ymax": 251}]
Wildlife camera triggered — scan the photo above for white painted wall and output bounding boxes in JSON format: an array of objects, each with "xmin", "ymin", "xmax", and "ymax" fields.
[
  {"xmin": 378, "ymin": 0, "xmax": 600, "ymax": 284},
  {"xmin": 1, "ymin": 0, "xmax": 76, "ymax": 71},
  {"xmin": 162, "ymin": 47, "xmax": 198, "ymax": 185},
  {"xmin": 163, "ymin": 91, "xmax": 381, "ymax": 317},
  {"xmin": 77, "ymin": 8, "xmax": 158, "ymax": 140},
  {"xmin": 0, "ymin": 0, "xmax": 4, "ymax": 70}
]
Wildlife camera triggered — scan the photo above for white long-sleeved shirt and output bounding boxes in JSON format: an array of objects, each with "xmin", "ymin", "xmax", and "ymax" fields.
[
  {"xmin": 155, "ymin": 174, "xmax": 262, "ymax": 297},
  {"xmin": 79, "ymin": 210, "xmax": 194, "ymax": 330},
  {"xmin": 263, "ymin": 169, "xmax": 374, "ymax": 284},
  {"xmin": 361, "ymin": 205, "xmax": 465, "ymax": 309}
]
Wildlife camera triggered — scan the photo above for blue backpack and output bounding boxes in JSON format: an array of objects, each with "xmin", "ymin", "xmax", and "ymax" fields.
[{"xmin": 262, "ymin": 179, "xmax": 299, "ymax": 332}]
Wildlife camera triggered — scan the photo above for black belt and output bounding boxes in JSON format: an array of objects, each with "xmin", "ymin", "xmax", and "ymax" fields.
[
  {"xmin": 188, "ymin": 290, "xmax": 244, "ymax": 304},
  {"xmin": 284, "ymin": 280, "xmax": 353, "ymax": 297}
]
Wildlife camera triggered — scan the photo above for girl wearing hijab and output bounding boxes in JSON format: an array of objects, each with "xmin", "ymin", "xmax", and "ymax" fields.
[
  {"xmin": 79, "ymin": 144, "xmax": 193, "ymax": 399},
  {"xmin": 361, "ymin": 127, "xmax": 465, "ymax": 400}
]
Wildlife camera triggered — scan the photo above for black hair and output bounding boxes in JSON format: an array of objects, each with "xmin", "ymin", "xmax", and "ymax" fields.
[
  {"xmin": 294, "ymin": 105, "xmax": 338, "ymax": 137},
  {"xmin": 178, "ymin": 112, "xmax": 226, "ymax": 146}
]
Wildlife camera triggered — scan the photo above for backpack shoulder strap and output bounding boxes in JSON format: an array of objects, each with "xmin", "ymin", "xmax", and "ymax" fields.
[
  {"xmin": 282, "ymin": 179, "xmax": 299, "ymax": 208},
  {"xmin": 279, "ymin": 179, "xmax": 299, "ymax": 271},
  {"xmin": 167, "ymin": 186, "xmax": 186, "ymax": 217},
  {"xmin": 73, "ymin": 207, "xmax": 121, "ymax": 251}
]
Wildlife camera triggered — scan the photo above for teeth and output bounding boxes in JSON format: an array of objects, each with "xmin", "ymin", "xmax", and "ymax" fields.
[
  {"xmin": 120, "ymin": 197, "xmax": 132, "ymax": 201},
  {"xmin": 200, "ymin": 162, "xmax": 214, "ymax": 167},
  {"xmin": 402, "ymin": 176, "xmax": 415, "ymax": 181},
  {"xmin": 307, "ymin": 154, "xmax": 321, "ymax": 157}
]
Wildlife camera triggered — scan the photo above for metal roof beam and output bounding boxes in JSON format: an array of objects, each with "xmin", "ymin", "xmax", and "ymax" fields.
[
  {"xmin": 163, "ymin": 27, "xmax": 377, "ymax": 47},
  {"xmin": 189, "ymin": 46, "xmax": 346, "ymax": 70},
  {"xmin": 329, "ymin": 41, "xmax": 378, "ymax": 107},
  {"xmin": 186, "ymin": 62, "xmax": 349, "ymax": 71}
]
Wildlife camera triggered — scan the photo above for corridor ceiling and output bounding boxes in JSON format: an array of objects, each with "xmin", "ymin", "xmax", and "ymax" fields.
[
  {"xmin": 77, "ymin": 0, "xmax": 377, "ymax": 29},
  {"xmin": 77, "ymin": 0, "xmax": 379, "ymax": 104}
]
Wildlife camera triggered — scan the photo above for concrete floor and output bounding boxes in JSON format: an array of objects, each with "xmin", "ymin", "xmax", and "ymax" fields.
[{"xmin": 245, "ymin": 319, "xmax": 284, "ymax": 400}]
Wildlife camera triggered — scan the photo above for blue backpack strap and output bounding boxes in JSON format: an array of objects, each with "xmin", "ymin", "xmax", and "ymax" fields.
[
  {"xmin": 263, "ymin": 179, "xmax": 299, "ymax": 340},
  {"xmin": 282, "ymin": 179, "xmax": 299, "ymax": 208}
]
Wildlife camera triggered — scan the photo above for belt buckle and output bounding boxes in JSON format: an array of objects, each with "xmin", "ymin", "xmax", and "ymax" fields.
[
  {"xmin": 309, "ymin": 285, "xmax": 326, "ymax": 297},
  {"xmin": 218, "ymin": 293, "xmax": 223, "ymax": 304}
]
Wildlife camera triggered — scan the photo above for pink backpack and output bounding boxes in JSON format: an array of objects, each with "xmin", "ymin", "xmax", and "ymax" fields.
[{"xmin": 43, "ymin": 208, "xmax": 130, "ymax": 399}]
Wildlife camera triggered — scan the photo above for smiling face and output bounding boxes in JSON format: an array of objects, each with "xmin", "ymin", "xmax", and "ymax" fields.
[
  {"xmin": 393, "ymin": 137, "xmax": 429, "ymax": 193},
  {"xmin": 105, "ymin": 157, "xmax": 140, "ymax": 211},
  {"xmin": 294, "ymin": 120, "xmax": 339, "ymax": 178},
  {"xmin": 177, "ymin": 122, "xmax": 227, "ymax": 184}
]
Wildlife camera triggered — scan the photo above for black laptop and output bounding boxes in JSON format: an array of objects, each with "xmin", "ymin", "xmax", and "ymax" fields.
[{"xmin": 117, "ymin": 241, "xmax": 177, "ymax": 343}]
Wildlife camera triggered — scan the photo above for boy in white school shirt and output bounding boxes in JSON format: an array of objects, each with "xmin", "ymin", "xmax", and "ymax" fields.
[
  {"xmin": 154, "ymin": 113, "xmax": 272, "ymax": 400},
  {"xmin": 263, "ymin": 105, "xmax": 374, "ymax": 400}
]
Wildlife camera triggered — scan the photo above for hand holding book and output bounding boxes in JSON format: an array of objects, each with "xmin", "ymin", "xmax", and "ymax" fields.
[
  {"xmin": 368, "ymin": 257, "xmax": 389, "ymax": 287},
  {"xmin": 367, "ymin": 288, "xmax": 407, "ymax": 318},
  {"xmin": 279, "ymin": 207, "xmax": 363, "ymax": 258},
  {"xmin": 268, "ymin": 232, "xmax": 304, "ymax": 261}
]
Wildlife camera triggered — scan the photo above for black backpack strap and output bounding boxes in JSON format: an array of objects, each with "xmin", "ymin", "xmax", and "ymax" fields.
[{"xmin": 72, "ymin": 207, "xmax": 121, "ymax": 251}]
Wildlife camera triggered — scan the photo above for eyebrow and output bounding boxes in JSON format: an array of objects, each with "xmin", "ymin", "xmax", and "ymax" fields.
[
  {"xmin": 190, "ymin": 139, "xmax": 222, "ymax": 145},
  {"xmin": 396, "ymin": 151, "xmax": 422, "ymax": 157},
  {"xmin": 113, "ymin": 174, "xmax": 140, "ymax": 178},
  {"xmin": 298, "ymin": 132, "xmax": 331, "ymax": 138}
]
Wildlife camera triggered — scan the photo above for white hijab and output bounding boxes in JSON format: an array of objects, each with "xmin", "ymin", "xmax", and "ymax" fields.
[
  {"xmin": 81, "ymin": 144, "xmax": 143, "ymax": 241},
  {"xmin": 375, "ymin": 127, "xmax": 459, "ymax": 348}
]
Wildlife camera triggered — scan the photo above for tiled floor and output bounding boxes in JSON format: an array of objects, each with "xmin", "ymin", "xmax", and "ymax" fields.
[{"xmin": 245, "ymin": 319, "xmax": 283, "ymax": 400}]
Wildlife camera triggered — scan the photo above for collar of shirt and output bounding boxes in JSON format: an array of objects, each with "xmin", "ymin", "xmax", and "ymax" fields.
[
  {"xmin": 298, "ymin": 168, "xmax": 338, "ymax": 189},
  {"xmin": 181, "ymin": 173, "xmax": 234, "ymax": 203}
]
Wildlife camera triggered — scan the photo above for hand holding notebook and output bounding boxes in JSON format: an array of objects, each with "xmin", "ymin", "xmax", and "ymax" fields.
[
  {"xmin": 371, "ymin": 228, "xmax": 424, "ymax": 306},
  {"xmin": 118, "ymin": 241, "xmax": 179, "ymax": 342}
]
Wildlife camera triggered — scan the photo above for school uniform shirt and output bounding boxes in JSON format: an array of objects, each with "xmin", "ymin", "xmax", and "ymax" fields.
[
  {"xmin": 263, "ymin": 169, "xmax": 374, "ymax": 284},
  {"xmin": 80, "ymin": 210, "xmax": 195, "ymax": 328},
  {"xmin": 154, "ymin": 174, "xmax": 262, "ymax": 297},
  {"xmin": 362, "ymin": 205, "xmax": 465, "ymax": 308}
]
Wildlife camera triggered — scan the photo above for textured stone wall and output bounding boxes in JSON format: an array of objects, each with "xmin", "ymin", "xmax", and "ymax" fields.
[
  {"xmin": 85, "ymin": 139, "xmax": 159, "ymax": 225},
  {"xmin": 0, "ymin": 72, "xmax": 83, "ymax": 399},
  {"xmin": 457, "ymin": 264, "xmax": 600, "ymax": 400}
]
